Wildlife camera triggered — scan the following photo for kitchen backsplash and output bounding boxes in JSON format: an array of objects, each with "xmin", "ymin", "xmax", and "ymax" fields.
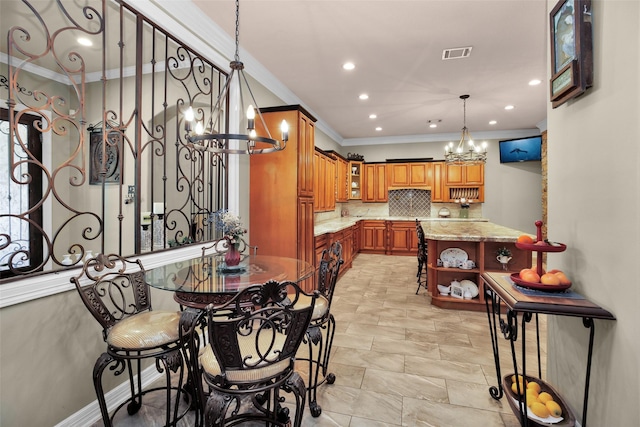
[
  {"xmin": 388, "ymin": 189, "xmax": 430, "ymax": 216},
  {"xmin": 314, "ymin": 195, "xmax": 483, "ymax": 222}
]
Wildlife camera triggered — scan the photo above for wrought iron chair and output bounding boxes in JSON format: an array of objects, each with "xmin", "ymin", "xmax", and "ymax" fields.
[
  {"xmin": 70, "ymin": 253, "xmax": 192, "ymax": 427},
  {"xmin": 415, "ymin": 219, "xmax": 428, "ymax": 294},
  {"xmin": 300, "ymin": 241, "xmax": 344, "ymax": 417},
  {"xmin": 199, "ymin": 279, "xmax": 317, "ymax": 426}
]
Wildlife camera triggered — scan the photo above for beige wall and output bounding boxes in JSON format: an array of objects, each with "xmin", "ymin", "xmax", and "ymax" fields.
[{"xmin": 546, "ymin": 1, "xmax": 639, "ymax": 425}]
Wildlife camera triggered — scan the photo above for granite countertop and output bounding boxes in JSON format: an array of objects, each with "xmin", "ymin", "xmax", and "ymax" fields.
[
  {"xmin": 314, "ymin": 216, "xmax": 489, "ymax": 236},
  {"xmin": 421, "ymin": 221, "xmax": 529, "ymax": 242}
]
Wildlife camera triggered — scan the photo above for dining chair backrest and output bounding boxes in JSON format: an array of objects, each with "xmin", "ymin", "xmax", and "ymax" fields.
[
  {"xmin": 70, "ymin": 253, "xmax": 150, "ymax": 341},
  {"xmin": 204, "ymin": 280, "xmax": 317, "ymax": 387},
  {"xmin": 317, "ymin": 241, "xmax": 344, "ymax": 311}
]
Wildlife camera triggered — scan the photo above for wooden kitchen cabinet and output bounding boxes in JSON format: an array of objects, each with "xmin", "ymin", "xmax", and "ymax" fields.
[
  {"xmin": 362, "ymin": 163, "xmax": 387, "ymax": 202},
  {"xmin": 388, "ymin": 221, "xmax": 419, "ymax": 255},
  {"xmin": 360, "ymin": 220, "xmax": 386, "ymax": 253},
  {"xmin": 444, "ymin": 163, "xmax": 484, "ymax": 202},
  {"xmin": 313, "ymin": 148, "xmax": 336, "ymax": 212},
  {"xmin": 388, "ymin": 162, "xmax": 431, "ymax": 188},
  {"xmin": 335, "ymin": 154, "xmax": 349, "ymax": 203},
  {"xmin": 427, "ymin": 238, "xmax": 530, "ymax": 311},
  {"xmin": 445, "ymin": 163, "xmax": 484, "ymax": 186},
  {"xmin": 250, "ymin": 105, "xmax": 316, "ymax": 292},
  {"xmin": 431, "ymin": 162, "xmax": 446, "ymax": 202},
  {"xmin": 348, "ymin": 161, "xmax": 362, "ymax": 200}
]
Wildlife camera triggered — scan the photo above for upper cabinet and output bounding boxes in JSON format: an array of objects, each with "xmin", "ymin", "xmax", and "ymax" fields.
[
  {"xmin": 313, "ymin": 148, "xmax": 336, "ymax": 212},
  {"xmin": 444, "ymin": 163, "xmax": 485, "ymax": 202},
  {"xmin": 362, "ymin": 163, "xmax": 387, "ymax": 202},
  {"xmin": 445, "ymin": 164, "xmax": 484, "ymax": 186},
  {"xmin": 431, "ymin": 162, "xmax": 446, "ymax": 202},
  {"xmin": 349, "ymin": 161, "xmax": 362, "ymax": 200},
  {"xmin": 388, "ymin": 162, "xmax": 431, "ymax": 188},
  {"xmin": 335, "ymin": 155, "xmax": 349, "ymax": 203}
]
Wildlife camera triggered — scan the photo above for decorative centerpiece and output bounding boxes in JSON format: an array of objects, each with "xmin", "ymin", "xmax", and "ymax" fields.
[
  {"xmin": 496, "ymin": 247, "xmax": 512, "ymax": 271},
  {"xmin": 211, "ymin": 209, "xmax": 246, "ymax": 267}
]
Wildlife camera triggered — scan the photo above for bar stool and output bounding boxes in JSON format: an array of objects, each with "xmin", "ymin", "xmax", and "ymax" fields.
[
  {"xmin": 301, "ymin": 241, "xmax": 344, "ymax": 417},
  {"xmin": 415, "ymin": 219, "xmax": 428, "ymax": 294},
  {"xmin": 70, "ymin": 253, "xmax": 192, "ymax": 427}
]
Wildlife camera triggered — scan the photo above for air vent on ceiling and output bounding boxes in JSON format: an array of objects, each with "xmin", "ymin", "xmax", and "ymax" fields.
[{"xmin": 442, "ymin": 46, "xmax": 473, "ymax": 60}]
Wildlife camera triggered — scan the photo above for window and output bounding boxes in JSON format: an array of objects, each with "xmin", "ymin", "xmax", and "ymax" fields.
[{"xmin": 0, "ymin": 108, "xmax": 43, "ymax": 278}]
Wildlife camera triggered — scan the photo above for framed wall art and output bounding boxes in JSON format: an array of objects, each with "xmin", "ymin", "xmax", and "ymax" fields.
[
  {"xmin": 89, "ymin": 128, "xmax": 122, "ymax": 185},
  {"xmin": 549, "ymin": 0, "xmax": 593, "ymax": 108}
]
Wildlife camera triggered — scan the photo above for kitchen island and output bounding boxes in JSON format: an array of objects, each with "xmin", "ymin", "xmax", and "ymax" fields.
[
  {"xmin": 313, "ymin": 218, "xmax": 532, "ymax": 310},
  {"xmin": 423, "ymin": 221, "xmax": 532, "ymax": 311}
]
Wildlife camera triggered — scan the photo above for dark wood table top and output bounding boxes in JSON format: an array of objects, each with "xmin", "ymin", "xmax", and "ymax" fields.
[{"xmin": 482, "ymin": 272, "xmax": 615, "ymax": 320}]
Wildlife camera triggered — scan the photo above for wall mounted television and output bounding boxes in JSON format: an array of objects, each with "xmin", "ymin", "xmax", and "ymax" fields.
[{"xmin": 499, "ymin": 135, "xmax": 542, "ymax": 163}]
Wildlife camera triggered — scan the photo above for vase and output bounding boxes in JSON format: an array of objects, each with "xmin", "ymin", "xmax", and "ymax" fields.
[{"xmin": 224, "ymin": 240, "xmax": 241, "ymax": 266}]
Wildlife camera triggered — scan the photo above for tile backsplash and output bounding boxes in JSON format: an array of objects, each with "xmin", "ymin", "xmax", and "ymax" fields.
[{"xmin": 388, "ymin": 189, "xmax": 431, "ymax": 216}]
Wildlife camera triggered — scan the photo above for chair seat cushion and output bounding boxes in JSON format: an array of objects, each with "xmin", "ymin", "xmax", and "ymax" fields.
[
  {"xmin": 297, "ymin": 294, "xmax": 328, "ymax": 321},
  {"xmin": 199, "ymin": 333, "xmax": 291, "ymax": 383},
  {"xmin": 107, "ymin": 310, "xmax": 181, "ymax": 350}
]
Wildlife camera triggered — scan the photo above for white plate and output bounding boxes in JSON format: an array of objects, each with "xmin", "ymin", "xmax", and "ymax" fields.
[
  {"xmin": 439, "ymin": 248, "xmax": 468, "ymax": 266},
  {"xmin": 460, "ymin": 279, "xmax": 479, "ymax": 298}
]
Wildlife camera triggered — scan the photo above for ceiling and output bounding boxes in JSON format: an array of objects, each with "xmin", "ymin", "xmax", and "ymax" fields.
[{"xmin": 190, "ymin": 0, "xmax": 549, "ymax": 144}]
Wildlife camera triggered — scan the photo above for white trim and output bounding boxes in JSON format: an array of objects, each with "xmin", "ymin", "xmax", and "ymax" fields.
[
  {"xmin": 0, "ymin": 245, "xmax": 202, "ymax": 308},
  {"xmin": 341, "ymin": 128, "xmax": 543, "ymax": 147}
]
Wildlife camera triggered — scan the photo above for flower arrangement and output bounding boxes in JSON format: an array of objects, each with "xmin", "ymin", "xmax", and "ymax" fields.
[
  {"xmin": 496, "ymin": 247, "xmax": 512, "ymax": 257},
  {"xmin": 211, "ymin": 209, "xmax": 246, "ymax": 246}
]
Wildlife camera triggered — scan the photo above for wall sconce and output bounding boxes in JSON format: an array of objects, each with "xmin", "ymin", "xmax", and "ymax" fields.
[{"xmin": 124, "ymin": 185, "xmax": 135, "ymax": 204}]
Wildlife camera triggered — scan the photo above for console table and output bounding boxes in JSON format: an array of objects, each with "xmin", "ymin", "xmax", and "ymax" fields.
[{"xmin": 481, "ymin": 271, "xmax": 615, "ymax": 427}]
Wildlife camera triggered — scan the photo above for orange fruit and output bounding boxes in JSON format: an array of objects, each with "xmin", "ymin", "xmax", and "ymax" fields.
[
  {"xmin": 519, "ymin": 268, "xmax": 533, "ymax": 279},
  {"xmin": 548, "ymin": 269, "xmax": 562, "ymax": 274},
  {"xmin": 517, "ymin": 235, "xmax": 534, "ymax": 244},
  {"xmin": 521, "ymin": 270, "xmax": 540, "ymax": 283},
  {"xmin": 554, "ymin": 272, "xmax": 571, "ymax": 285},
  {"xmin": 541, "ymin": 273, "xmax": 561, "ymax": 286}
]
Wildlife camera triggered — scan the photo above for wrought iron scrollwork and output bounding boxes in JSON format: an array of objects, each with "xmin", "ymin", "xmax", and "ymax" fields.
[{"xmin": 2, "ymin": 0, "xmax": 230, "ymax": 282}]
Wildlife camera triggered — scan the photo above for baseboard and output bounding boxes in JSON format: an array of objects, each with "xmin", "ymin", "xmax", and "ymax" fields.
[{"xmin": 53, "ymin": 365, "xmax": 163, "ymax": 427}]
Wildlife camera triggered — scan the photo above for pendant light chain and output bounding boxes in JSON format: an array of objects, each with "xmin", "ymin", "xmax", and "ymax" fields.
[
  {"xmin": 184, "ymin": 0, "xmax": 288, "ymax": 155},
  {"xmin": 234, "ymin": 0, "xmax": 240, "ymax": 62}
]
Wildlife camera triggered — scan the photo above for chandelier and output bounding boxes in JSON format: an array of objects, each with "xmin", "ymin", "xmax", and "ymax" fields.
[
  {"xmin": 184, "ymin": 0, "xmax": 288, "ymax": 155},
  {"xmin": 444, "ymin": 95, "xmax": 487, "ymax": 165}
]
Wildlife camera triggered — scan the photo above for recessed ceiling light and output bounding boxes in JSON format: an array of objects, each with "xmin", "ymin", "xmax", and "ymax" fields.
[
  {"xmin": 359, "ymin": 94, "xmax": 369, "ymax": 100},
  {"xmin": 529, "ymin": 79, "xmax": 542, "ymax": 86},
  {"xmin": 375, "ymin": 127, "xmax": 382, "ymax": 131},
  {"xmin": 77, "ymin": 37, "xmax": 93, "ymax": 47},
  {"xmin": 489, "ymin": 120, "xmax": 497, "ymax": 125},
  {"xmin": 429, "ymin": 123, "xmax": 437, "ymax": 128},
  {"xmin": 343, "ymin": 62, "xmax": 355, "ymax": 70},
  {"xmin": 369, "ymin": 114, "xmax": 377, "ymax": 119},
  {"xmin": 504, "ymin": 105, "xmax": 515, "ymax": 110}
]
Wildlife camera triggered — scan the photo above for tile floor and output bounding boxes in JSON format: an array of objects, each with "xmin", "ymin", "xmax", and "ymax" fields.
[{"xmin": 94, "ymin": 253, "xmax": 547, "ymax": 426}]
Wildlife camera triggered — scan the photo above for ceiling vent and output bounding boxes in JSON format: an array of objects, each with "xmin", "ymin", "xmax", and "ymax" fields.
[{"xmin": 442, "ymin": 47, "xmax": 473, "ymax": 60}]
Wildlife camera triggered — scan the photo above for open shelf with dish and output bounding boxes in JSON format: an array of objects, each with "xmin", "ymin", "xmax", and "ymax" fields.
[{"xmin": 427, "ymin": 239, "xmax": 531, "ymax": 311}]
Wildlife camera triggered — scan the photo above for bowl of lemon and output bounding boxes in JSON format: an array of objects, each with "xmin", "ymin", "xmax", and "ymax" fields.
[{"xmin": 503, "ymin": 374, "xmax": 576, "ymax": 426}]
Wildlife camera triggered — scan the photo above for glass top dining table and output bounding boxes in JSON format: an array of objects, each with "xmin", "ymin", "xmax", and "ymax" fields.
[{"xmin": 147, "ymin": 254, "xmax": 315, "ymax": 309}]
